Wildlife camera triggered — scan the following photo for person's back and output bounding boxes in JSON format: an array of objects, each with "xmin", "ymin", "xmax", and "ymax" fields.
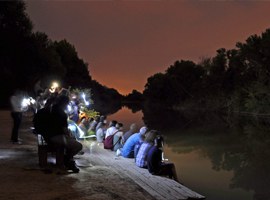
[
  {"xmin": 147, "ymin": 135, "xmax": 179, "ymax": 182},
  {"xmin": 105, "ymin": 120, "xmax": 117, "ymax": 138},
  {"xmin": 33, "ymin": 107, "xmax": 53, "ymax": 142},
  {"xmin": 121, "ymin": 133, "xmax": 140, "ymax": 158},
  {"xmin": 135, "ymin": 130, "xmax": 156, "ymax": 168},
  {"xmin": 113, "ymin": 123, "xmax": 124, "ymax": 151},
  {"xmin": 96, "ymin": 122, "xmax": 106, "ymax": 143},
  {"xmin": 135, "ymin": 142, "xmax": 153, "ymax": 168},
  {"xmin": 122, "ymin": 123, "xmax": 137, "ymax": 144},
  {"xmin": 147, "ymin": 145, "xmax": 162, "ymax": 174},
  {"xmin": 121, "ymin": 126, "xmax": 147, "ymax": 158},
  {"xmin": 51, "ymin": 104, "xmax": 67, "ymax": 134}
]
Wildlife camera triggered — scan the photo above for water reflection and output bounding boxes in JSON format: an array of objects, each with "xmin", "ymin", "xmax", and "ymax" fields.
[{"xmin": 108, "ymin": 106, "xmax": 270, "ymax": 200}]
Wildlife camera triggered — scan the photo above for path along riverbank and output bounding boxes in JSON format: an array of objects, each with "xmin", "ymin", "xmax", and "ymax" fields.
[{"xmin": 0, "ymin": 110, "xmax": 204, "ymax": 200}]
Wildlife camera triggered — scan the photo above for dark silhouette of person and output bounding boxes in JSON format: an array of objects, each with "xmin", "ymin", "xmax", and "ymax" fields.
[
  {"xmin": 10, "ymin": 90, "xmax": 23, "ymax": 144},
  {"xmin": 35, "ymin": 95, "xmax": 82, "ymax": 173},
  {"xmin": 147, "ymin": 135, "xmax": 179, "ymax": 182}
]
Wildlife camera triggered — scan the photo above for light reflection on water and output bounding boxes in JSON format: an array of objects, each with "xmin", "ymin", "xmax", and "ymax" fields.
[{"xmin": 107, "ymin": 107, "xmax": 270, "ymax": 200}]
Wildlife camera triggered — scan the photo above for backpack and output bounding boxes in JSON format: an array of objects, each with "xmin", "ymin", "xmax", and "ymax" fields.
[
  {"xmin": 33, "ymin": 108, "xmax": 51, "ymax": 139},
  {"xmin": 103, "ymin": 130, "xmax": 119, "ymax": 150}
]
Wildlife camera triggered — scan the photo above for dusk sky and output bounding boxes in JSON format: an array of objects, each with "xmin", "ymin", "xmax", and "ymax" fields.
[{"xmin": 26, "ymin": 1, "xmax": 270, "ymax": 95}]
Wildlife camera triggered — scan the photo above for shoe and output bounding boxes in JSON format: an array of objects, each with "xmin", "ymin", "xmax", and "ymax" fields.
[
  {"xmin": 66, "ymin": 160, "xmax": 80, "ymax": 173},
  {"xmin": 116, "ymin": 149, "xmax": 121, "ymax": 157}
]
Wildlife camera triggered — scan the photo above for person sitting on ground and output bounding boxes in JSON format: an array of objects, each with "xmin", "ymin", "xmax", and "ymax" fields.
[
  {"xmin": 96, "ymin": 122, "xmax": 106, "ymax": 143},
  {"xmin": 135, "ymin": 130, "xmax": 157, "ymax": 168},
  {"xmin": 113, "ymin": 123, "xmax": 124, "ymax": 152},
  {"xmin": 105, "ymin": 120, "xmax": 118, "ymax": 138},
  {"xmin": 68, "ymin": 98, "xmax": 79, "ymax": 124},
  {"xmin": 95, "ymin": 115, "xmax": 107, "ymax": 132},
  {"xmin": 147, "ymin": 135, "xmax": 179, "ymax": 182},
  {"xmin": 38, "ymin": 95, "xmax": 83, "ymax": 173},
  {"xmin": 117, "ymin": 126, "xmax": 147, "ymax": 158},
  {"xmin": 88, "ymin": 116, "xmax": 100, "ymax": 132},
  {"xmin": 77, "ymin": 117, "xmax": 91, "ymax": 137},
  {"xmin": 122, "ymin": 123, "xmax": 137, "ymax": 144}
]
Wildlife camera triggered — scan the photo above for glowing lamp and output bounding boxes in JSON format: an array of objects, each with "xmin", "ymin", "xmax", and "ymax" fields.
[{"xmin": 21, "ymin": 98, "xmax": 29, "ymax": 108}]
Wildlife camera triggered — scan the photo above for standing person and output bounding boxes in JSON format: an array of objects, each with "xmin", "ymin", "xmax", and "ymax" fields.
[
  {"xmin": 122, "ymin": 123, "xmax": 137, "ymax": 144},
  {"xmin": 10, "ymin": 90, "xmax": 23, "ymax": 144},
  {"xmin": 147, "ymin": 135, "xmax": 179, "ymax": 182}
]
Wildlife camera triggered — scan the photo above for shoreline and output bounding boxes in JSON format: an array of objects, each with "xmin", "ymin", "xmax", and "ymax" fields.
[{"xmin": 0, "ymin": 110, "xmax": 156, "ymax": 200}]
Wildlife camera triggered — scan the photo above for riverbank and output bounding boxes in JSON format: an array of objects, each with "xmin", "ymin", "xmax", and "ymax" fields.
[{"xmin": 0, "ymin": 110, "xmax": 156, "ymax": 200}]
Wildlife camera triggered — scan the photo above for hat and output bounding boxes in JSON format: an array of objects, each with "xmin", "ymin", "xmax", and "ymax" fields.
[{"xmin": 139, "ymin": 126, "xmax": 147, "ymax": 135}]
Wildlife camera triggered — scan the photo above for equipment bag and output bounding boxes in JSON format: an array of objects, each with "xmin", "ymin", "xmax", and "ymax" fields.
[{"xmin": 103, "ymin": 130, "xmax": 119, "ymax": 150}]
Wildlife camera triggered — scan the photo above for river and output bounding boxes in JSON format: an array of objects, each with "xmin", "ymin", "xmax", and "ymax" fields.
[{"xmin": 107, "ymin": 106, "xmax": 270, "ymax": 200}]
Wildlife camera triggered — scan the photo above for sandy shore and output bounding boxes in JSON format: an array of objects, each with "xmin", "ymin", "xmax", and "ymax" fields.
[{"xmin": 0, "ymin": 110, "xmax": 156, "ymax": 200}]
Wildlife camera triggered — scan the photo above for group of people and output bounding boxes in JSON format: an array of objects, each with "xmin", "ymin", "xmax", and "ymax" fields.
[
  {"xmin": 97, "ymin": 120, "xmax": 179, "ymax": 182},
  {"xmin": 10, "ymin": 84, "xmax": 85, "ymax": 173},
  {"xmin": 10, "ymin": 86, "xmax": 179, "ymax": 180}
]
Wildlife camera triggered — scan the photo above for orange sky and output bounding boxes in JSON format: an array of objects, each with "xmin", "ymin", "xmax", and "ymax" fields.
[{"xmin": 26, "ymin": 1, "xmax": 270, "ymax": 95}]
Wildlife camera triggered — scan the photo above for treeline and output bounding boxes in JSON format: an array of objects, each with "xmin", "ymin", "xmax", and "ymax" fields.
[
  {"xmin": 143, "ymin": 29, "xmax": 270, "ymax": 114},
  {"xmin": 0, "ymin": 1, "xmax": 122, "ymax": 111}
]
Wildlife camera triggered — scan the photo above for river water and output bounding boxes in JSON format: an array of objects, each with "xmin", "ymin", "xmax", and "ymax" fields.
[{"xmin": 107, "ymin": 106, "xmax": 270, "ymax": 200}]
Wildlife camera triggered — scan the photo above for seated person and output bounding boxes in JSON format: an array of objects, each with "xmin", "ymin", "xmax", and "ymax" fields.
[
  {"xmin": 36, "ymin": 95, "xmax": 83, "ymax": 173},
  {"xmin": 113, "ymin": 123, "xmax": 124, "ymax": 152},
  {"xmin": 96, "ymin": 122, "xmax": 106, "ymax": 143},
  {"xmin": 147, "ymin": 135, "xmax": 179, "ymax": 182},
  {"xmin": 122, "ymin": 123, "xmax": 137, "ymax": 144},
  {"xmin": 119, "ymin": 126, "xmax": 147, "ymax": 158},
  {"xmin": 105, "ymin": 120, "xmax": 118, "ymax": 138},
  {"xmin": 135, "ymin": 130, "xmax": 157, "ymax": 168}
]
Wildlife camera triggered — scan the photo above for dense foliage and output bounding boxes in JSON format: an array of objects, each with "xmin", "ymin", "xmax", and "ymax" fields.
[
  {"xmin": 143, "ymin": 30, "xmax": 270, "ymax": 114},
  {"xmin": 0, "ymin": 0, "xmax": 122, "ymax": 111}
]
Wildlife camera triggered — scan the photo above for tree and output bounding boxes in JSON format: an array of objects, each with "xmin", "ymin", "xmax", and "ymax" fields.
[
  {"xmin": 53, "ymin": 40, "xmax": 92, "ymax": 88},
  {"xmin": 0, "ymin": 0, "xmax": 34, "ymax": 105}
]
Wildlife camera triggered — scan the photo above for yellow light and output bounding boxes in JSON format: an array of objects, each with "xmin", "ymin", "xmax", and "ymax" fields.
[
  {"xmin": 49, "ymin": 81, "xmax": 59, "ymax": 93},
  {"xmin": 52, "ymin": 82, "xmax": 59, "ymax": 88}
]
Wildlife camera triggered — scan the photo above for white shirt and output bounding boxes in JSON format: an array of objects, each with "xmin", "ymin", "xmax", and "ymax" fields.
[
  {"xmin": 105, "ymin": 126, "xmax": 118, "ymax": 139},
  {"xmin": 10, "ymin": 95, "xmax": 23, "ymax": 112}
]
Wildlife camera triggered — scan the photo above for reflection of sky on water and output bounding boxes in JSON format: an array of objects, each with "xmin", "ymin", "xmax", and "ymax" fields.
[
  {"xmin": 107, "ymin": 106, "xmax": 144, "ymax": 130},
  {"xmin": 164, "ymin": 146, "xmax": 253, "ymax": 200}
]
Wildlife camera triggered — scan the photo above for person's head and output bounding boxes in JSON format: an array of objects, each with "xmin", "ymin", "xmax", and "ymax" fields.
[
  {"xmin": 145, "ymin": 130, "xmax": 157, "ymax": 144},
  {"xmin": 139, "ymin": 126, "xmax": 147, "ymax": 135},
  {"xmin": 138, "ymin": 126, "xmax": 147, "ymax": 141},
  {"xmin": 116, "ymin": 123, "xmax": 123, "ymax": 130},
  {"xmin": 154, "ymin": 135, "xmax": 164, "ymax": 148},
  {"xmin": 100, "ymin": 115, "xmax": 106, "ymax": 122},
  {"xmin": 109, "ymin": 120, "xmax": 117, "ymax": 127},
  {"xmin": 130, "ymin": 123, "xmax": 137, "ymax": 132},
  {"xmin": 94, "ymin": 116, "xmax": 100, "ymax": 122}
]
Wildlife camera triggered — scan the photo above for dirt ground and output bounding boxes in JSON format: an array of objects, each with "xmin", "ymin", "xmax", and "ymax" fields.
[{"xmin": 0, "ymin": 110, "xmax": 156, "ymax": 200}]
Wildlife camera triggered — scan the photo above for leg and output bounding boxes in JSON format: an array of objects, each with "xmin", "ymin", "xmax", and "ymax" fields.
[
  {"xmin": 158, "ymin": 163, "xmax": 179, "ymax": 182},
  {"xmin": 11, "ymin": 112, "xmax": 22, "ymax": 142},
  {"xmin": 50, "ymin": 135, "xmax": 82, "ymax": 173}
]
